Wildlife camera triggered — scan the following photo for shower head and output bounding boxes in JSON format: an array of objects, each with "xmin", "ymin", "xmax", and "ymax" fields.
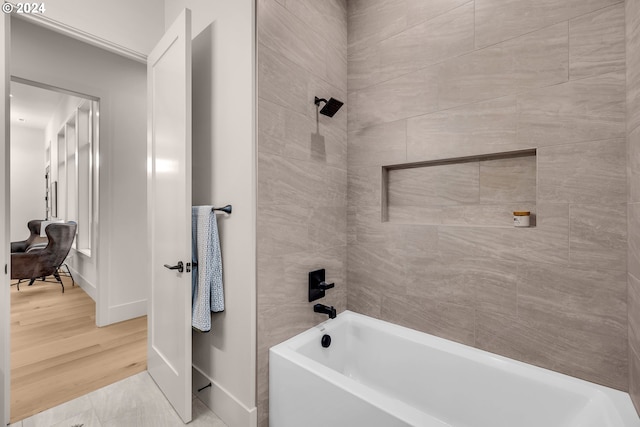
[{"xmin": 314, "ymin": 96, "xmax": 344, "ymax": 117}]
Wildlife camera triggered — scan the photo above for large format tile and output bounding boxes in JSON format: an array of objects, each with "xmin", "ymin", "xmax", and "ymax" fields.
[
  {"xmin": 347, "ymin": 39, "xmax": 382, "ymax": 92},
  {"xmin": 439, "ymin": 23, "xmax": 568, "ymax": 110},
  {"xmin": 258, "ymin": 151, "xmax": 347, "ymax": 208},
  {"xmin": 475, "ymin": 0, "xmax": 621, "ymax": 48},
  {"xmin": 630, "ymin": 126, "xmax": 640, "ymax": 203},
  {"xmin": 378, "ymin": 2, "xmax": 474, "ymax": 82},
  {"xmin": 405, "ymin": 257, "xmax": 520, "ymax": 317},
  {"xmin": 348, "ymin": 0, "xmax": 407, "ymax": 47},
  {"xmin": 437, "ymin": 226, "xmax": 520, "ymax": 262},
  {"xmin": 475, "ymin": 312, "xmax": 560, "ymax": 376},
  {"xmin": 406, "ymin": 96, "xmax": 519, "ymax": 162},
  {"xmin": 348, "ymin": 120, "xmax": 406, "ymax": 167},
  {"xmin": 569, "ymin": 3, "xmax": 625, "ymax": 80},
  {"xmin": 569, "ymin": 204, "xmax": 626, "ymax": 271},
  {"xmin": 629, "ymin": 274, "xmax": 640, "ymax": 356},
  {"xmin": 517, "ymin": 203, "xmax": 570, "ymax": 265},
  {"xmin": 476, "ymin": 310, "xmax": 627, "ymax": 390},
  {"xmin": 51, "ymin": 409, "xmax": 102, "ymax": 427},
  {"xmin": 258, "ymin": 0, "xmax": 327, "ymax": 82},
  {"xmin": 22, "ymin": 395, "xmax": 93, "ymax": 427},
  {"xmin": 517, "ymin": 71, "xmax": 625, "ymax": 146},
  {"xmin": 352, "ymin": 207, "xmax": 439, "ymax": 255},
  {"xmin": 387, "ymin": 162, "xmax": 480, "ymax": 207},
  {"xmin": 517, "ymin": 263, "xmax": 627, "ymax": 339},
  {"xmin": 284, "ymin": 0, "xmax": 347, "ymax": 57},
  {"xmin": 351, "ymin": 67, "xmax": 439, "ymax": 130},
  {"xmin": 628, "ymin": 0, "xmax": 640, "ymax": 134},
  {"xmin": 537, "ymin": 138, "xmax": 626, "ymax": 204},
  {"xmin": 257, "ymin": 204, "xmax": 312, "ymax": 256},
  {"xmin": 259, "ymin": 99, "xmax": 346, "ymax": 169},
  {"xmin": 630, "ymin": 347, "xmax": 640, "ymax": 413},
  {"xmin": 629, "ymin": 203, "xmax": 640, "ymax": 281},
  {"xmin": 479, "ymin": 155, "xmax": 536, "ymax": 204},
  {"xmin": 88, "ymin": 372, "xmax": 169, "ymax": 425},
  {"xmin": 380, "ymin": 293, "xmax": 476, "ymax": 346},
  {"xmin": 258, "ymin": 43, "xmax": 308, "ymax": 115},
  {"xmin": 348, "ymin": 166, "xmax": 382, "ymax": 208},
  {"xmin": 348, "ymin": 244, "xmax": 406, "ymax": 295},
  {"xmin": 403, "ymin": 255, "xmax": 478, "ymax": 309},
  {"xmin": 406, "ymin": 0, "xmax": 470, "ymax": 27},
  {"xmin": 20, "ymin": 373, "xmax": 226, "ymax": 427},
  {"xmin": 347, "ymin": 281, "xmax": 382, "ymax": 318}
]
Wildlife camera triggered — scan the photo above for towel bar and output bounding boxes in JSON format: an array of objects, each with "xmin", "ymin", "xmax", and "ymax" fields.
[{"xmin": 212, "ymin": 205, "xmax": 232, "ymax": 215}]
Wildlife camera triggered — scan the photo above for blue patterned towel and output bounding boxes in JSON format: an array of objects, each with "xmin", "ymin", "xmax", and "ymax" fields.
[{"xmin": 191, "ymin": 206, "xmax": 225, "ymax": 332}]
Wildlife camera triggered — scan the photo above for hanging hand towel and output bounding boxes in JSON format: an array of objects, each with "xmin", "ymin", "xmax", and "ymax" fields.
[{"xmin": 191, "ymin": 206, "xmax": 225, "ymax": 332}]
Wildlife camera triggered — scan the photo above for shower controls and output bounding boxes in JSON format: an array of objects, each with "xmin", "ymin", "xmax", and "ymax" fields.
[{"xmin": 309, "ymin": 268, "xmax": 334, "ymax": 302}]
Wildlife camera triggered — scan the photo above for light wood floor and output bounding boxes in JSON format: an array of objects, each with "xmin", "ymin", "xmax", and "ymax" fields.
[{"xmin": 10, "ymin": 276, "xmax": 147, "ymax": 423}]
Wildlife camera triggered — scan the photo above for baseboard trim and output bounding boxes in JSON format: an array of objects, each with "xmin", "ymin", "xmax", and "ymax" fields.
[
  {"xmin": 192, "ymin": 365, "xmax": 257, "ymax": 427},
  {"xmin": 107, "ymin": 299, "xmax": 147, "ymax": 325},
  {"xmin": 65, "ymin": 265, "xmax": 97, "ymax": 302}
]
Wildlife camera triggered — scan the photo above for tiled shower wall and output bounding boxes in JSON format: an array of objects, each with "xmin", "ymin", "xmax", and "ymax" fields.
[
  {"xmin": 256, "ymin": 0, "xmax": 348, "ymax": 425},
  {"xmin": 628, "ymin": 0, "xmax": 640, "ymax": 411},
  {"xmin": 347, "ymin": 0, "xmax": 628, "ymax": 390}
]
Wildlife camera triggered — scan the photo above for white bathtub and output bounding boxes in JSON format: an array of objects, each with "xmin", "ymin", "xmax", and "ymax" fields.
[{"xmin": 269, "ymin": 310, "xmax": 640, "ymax": 427}]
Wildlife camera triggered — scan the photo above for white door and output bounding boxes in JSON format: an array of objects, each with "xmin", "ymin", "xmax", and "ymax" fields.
[
  {"xmin": 0, "ymin": 13, "xmax": 10, "ymax": 426},
  {"xmin": 147, "ymin": 9, "xmax": 192, "ymax": 424}
]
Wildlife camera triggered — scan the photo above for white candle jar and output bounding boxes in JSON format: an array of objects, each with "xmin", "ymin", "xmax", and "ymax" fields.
[{"xmin": 513, "ymin": 211, "xmax": 530, "ymax": 227}]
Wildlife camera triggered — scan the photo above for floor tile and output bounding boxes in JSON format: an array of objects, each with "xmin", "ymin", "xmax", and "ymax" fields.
[{"xmin": 18, "ymin": 372, "xmax": 227, "ymax": 427}]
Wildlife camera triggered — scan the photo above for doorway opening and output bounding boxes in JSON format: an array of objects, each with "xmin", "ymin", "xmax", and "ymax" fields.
[{"xmin": 8, "ymin": 80, "xmax": 147, "ymax": 422}]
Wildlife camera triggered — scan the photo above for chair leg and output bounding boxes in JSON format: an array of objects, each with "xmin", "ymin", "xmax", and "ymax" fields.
[
  {"xmin": 52, "ymin": 271, "xmax": 64, "ymax": 293},
  {"xmin": 28, "ymin": 278, "xmax": 35, "ymax": 287},
  {"xmin": 60, "ymin": 264, "xmax": 75, "ymax": 287}
]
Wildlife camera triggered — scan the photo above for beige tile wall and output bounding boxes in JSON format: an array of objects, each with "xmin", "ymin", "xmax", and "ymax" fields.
[
  {"xmin": 348, "ymin": 0, "xmax": 628, "ymax": 390},
  {"xmin": 628, "ymin": 0, "xmax": 640, "ymax": 414},
  {"xmin": 256, "ymin": 0, "xmax": 347, "ymax": 425}
]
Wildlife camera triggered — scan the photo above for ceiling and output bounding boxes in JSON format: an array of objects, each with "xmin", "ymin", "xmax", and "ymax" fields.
[{"xmin": 10, "ymin": 82, "xmax": 78, "ymax": 130}]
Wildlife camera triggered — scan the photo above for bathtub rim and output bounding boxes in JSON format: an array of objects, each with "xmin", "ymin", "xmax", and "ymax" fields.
[{"xmin": 269, "ymin": 310, "xmax": 640, "ymax": 426}]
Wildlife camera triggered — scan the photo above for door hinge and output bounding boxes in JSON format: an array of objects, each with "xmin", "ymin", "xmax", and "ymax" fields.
[{"xmin": 4, "ymin": 264, "xmax": 7, "ymax": 274}]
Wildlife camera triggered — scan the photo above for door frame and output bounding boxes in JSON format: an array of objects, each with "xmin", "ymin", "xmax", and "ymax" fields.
[
  {"xmin": 1, "ymin": 11, "xmax": 10, "ymax": 427},
  {"xmin": 2, "ymin": 13, "xmax": 148, "ymax": 424}
]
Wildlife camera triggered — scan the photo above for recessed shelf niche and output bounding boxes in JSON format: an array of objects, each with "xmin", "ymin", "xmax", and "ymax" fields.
[{"xmin": 382, "ymin": 149, "xmax": 536, "ymax": 227}]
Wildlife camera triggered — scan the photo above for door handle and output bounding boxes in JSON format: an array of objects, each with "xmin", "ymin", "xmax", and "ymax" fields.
[{"xmin": 164, "ymin": 261, "xmax": 184, "ymax": 273}]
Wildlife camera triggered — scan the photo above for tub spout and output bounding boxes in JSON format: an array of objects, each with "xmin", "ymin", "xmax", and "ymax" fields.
[{"xmin": 314, "ymin": 303, "xmax": 336, "ymax": 319}]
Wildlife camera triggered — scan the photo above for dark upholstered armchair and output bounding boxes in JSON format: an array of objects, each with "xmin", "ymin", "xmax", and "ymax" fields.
[
  {"xmin": 11, "ymin": 222, "xmax": 77, "ymax": 293},
  {"xmin": 10, "ymin": 219, "xmax": 48, "ymax": 253}
]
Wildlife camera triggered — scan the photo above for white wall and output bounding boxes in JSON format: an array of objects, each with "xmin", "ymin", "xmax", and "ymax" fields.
[
  {"xmin": 43, "ymin": 94, "xmax": 98, "ymax": 300},
  {"xmin": 11, "ymin": 18, "xmax": 148, "ymax": 326},
  {"xmin": 18, "ymin": 0, "xmax": 164, "ymax": 57},
  {"xmin": 164, "ymin": 2, "xmax": 256, "ymax": 426},
  {"xmin": 10, "ymin": 126, "xmax": 44, "ymax": 241}
]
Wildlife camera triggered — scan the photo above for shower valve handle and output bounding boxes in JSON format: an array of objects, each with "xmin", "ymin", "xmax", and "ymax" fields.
[
  {"xmin": 318, "ymin": 281, "xmax": 334, "ymax": 290},
  {"xmin": 309, "ymin": 269, "xmax": 335, "ymax": 302}
]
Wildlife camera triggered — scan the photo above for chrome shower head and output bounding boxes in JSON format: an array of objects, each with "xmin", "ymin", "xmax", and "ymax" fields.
[{"xmin": 314, "ymin": 96, "xmax": 344, "ymax": 117}]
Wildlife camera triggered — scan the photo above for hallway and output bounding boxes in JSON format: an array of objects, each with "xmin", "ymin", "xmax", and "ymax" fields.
[{"xmin": 10, "ymin": 278, "xmax": 146, "ymax": 422}]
